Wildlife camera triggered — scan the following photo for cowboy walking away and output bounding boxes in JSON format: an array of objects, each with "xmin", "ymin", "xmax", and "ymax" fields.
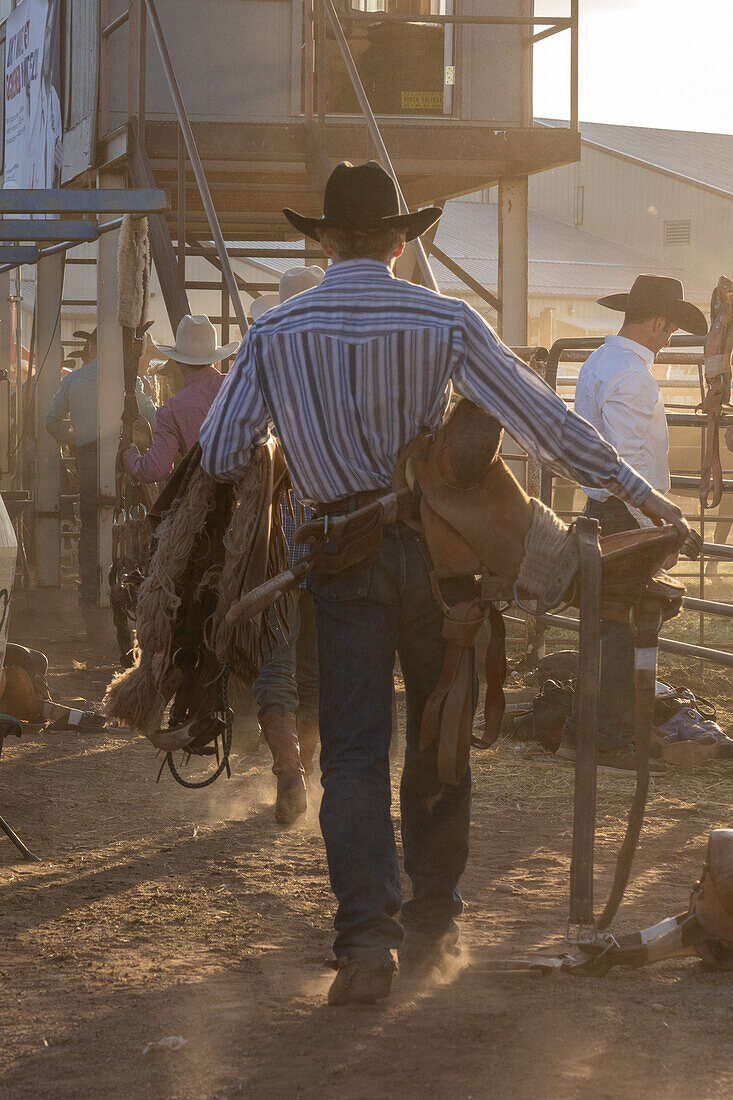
[{"xmin": 199, "ymin": 161, "xmax": 688, "ymax": 1006}]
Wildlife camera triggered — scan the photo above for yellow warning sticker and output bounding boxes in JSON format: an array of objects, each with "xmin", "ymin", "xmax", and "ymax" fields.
[{"xmin": 401, "ymin": 91, "xmax": 443, "ymax": 109}]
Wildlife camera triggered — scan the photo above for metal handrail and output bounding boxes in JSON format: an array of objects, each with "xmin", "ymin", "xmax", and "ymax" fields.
[
  {"xmin": 505, "ymin": 612, "xmax": 733, "ymax": 669},
  {"xmin": 143, "ymin": 0, "xmax": 248, "ymax": 333},
  {"xmin": 321, "ymin": 0, "xmax": 438, "ymax": 291}
]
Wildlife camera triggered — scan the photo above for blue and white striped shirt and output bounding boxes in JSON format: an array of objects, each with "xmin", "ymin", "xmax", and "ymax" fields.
[{"xmin": 200, "ymin": 260, "xmax": 652, "ymax": 508}]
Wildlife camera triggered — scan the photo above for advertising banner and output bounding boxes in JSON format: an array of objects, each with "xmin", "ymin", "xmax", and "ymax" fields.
[{"xmin": 4, "ymin": 0, "xmax": 62, "ymax": 190}]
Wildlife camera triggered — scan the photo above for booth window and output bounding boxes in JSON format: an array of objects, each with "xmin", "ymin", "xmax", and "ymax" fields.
[{"xmin": 327, "ymin": 0, "xmax": 450, "ymax": 116}]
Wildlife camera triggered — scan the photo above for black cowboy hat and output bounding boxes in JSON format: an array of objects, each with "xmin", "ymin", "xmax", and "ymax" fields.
[
  {"xmin": 283, "ymin": 161, "xmax": 442, "ymax": 243},
  {"xmin": 597, "ymin": 274, "xmax": 707, "ymax": 337}
]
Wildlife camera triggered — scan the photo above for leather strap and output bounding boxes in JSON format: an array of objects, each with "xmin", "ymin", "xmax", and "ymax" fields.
[
  {"xmin": 420, "ymin": 599, "xmax": 486, "ymax": 786},
  {"xmin": 699, "ymin": 401, "xmax": 725, "ymax": 509},
  {"xmin": 473, "ymin": 604, "xmax": 507, "ymax": 748}
]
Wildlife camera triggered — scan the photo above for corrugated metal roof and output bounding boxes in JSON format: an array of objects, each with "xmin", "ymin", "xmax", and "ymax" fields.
[
  {"xmin": 539, "ymin": 119, "xmax": 733, "ymax": 197},
  {"xmin": 432, "ymin": 201, "xmax": 710, "ymax": 302},
  {"xmin": 221, "ymin": 204, "xmax": 710, "ymax": 304}
]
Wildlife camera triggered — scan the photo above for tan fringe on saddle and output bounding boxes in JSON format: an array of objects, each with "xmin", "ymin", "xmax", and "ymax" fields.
[
  {"xmin": 135, "ymin": 466, "xmax": 217, "ymax": 659},
  {"xmin": 104, "ymin": 443, "xmax": 286, "ymax": 735},
  {"xmin": 206, "ymin": 450, "xmax": 289, "ymax": 674}
]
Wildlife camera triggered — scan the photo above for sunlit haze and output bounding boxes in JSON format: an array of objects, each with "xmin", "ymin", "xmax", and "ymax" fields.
[{"xmin": 534, "ymin": 0, "xmax": 733, "ymax": 134}]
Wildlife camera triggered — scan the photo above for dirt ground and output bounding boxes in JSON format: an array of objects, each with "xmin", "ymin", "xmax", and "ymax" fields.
[{"xmin": 1, "ymin": 588, "xmax": 733, "ymax": 1100}]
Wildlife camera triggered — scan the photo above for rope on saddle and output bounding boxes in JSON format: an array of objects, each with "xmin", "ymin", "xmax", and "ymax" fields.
[{"xmin": 166, "ymin": 665, "xmax": 233, "ymax": 790}]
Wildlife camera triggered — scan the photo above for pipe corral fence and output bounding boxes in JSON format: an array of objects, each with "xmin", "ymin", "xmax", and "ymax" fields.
[{"xmin": 518, "ymin": 336, "xmax": 733, "ymax": 670}]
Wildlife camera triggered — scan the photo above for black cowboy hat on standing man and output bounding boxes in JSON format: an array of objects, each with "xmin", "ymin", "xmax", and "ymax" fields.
[
  {"xmin": 597, "ymin": 274, "xmax": 708, "ymax": 337},
  {"xmin": 283, "ymin": 161, "xmax": 442, "ymax": 243}
]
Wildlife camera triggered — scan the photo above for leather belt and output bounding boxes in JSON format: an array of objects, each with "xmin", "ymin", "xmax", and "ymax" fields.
[{"xmin": 315, "ymin": 487, "xmax": 390, "ymax": 517}]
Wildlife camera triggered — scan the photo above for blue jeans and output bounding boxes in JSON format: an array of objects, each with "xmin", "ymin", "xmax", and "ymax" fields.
[
  {"xmin": 308, "ymin": 522, "xmax": 475, "ymax": 960},
  {"xmin": 562, "ymin": 497, "xmax": 638, "ymax": 752},
  {"xmin": 252, "ymin": 590, "xmax": 319, "ymax": 721}
]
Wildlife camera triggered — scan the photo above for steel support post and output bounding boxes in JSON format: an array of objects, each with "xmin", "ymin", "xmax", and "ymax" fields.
[
  {"xmin": 34, "ymin": 254, "xmax": 63, "ymax": 586},
  {"xmin": 13, "ymin": 269, "xmax": 23, "ymax": 489},
  {"xmin": 96, "ymin": 175, "xmax": 126, "ymax": 608},
  {"xmin": 524, "ymin": 350, "xmax": 547, "ymax": 668},
  {"xmin": 498, "ymin": 177, "xmax": 528, "ymax": 345},
  {"xmin": 568, "ymin": 517, "xmax": 602, "ymax": 939},
  {"xmin": 0, "ymin": 273, "xmax": 12, "ymax": 483}
]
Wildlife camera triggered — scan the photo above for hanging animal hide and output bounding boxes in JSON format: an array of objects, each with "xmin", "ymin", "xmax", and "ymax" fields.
[{"xmin": 117, "ymin": 215, "xmax": 151, "ymax": 331}]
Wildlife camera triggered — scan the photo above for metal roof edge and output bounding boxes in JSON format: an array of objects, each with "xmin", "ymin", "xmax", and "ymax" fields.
[{"xmin": 579, "ymin": 138, "xmax": 733, "ymax": 202}]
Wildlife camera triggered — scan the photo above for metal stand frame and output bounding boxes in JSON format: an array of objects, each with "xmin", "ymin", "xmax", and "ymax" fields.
[
  {"xmin": 0, "ymin": 813, "xmax": 40, "ymax": 863},
  {"xmin": 0, "ymin": 719, "xmax": 40, "ymax": 863}
]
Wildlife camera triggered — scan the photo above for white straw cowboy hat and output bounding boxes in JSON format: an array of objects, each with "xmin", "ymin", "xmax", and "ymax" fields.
[
  {"xmin": 249, "ymin": 266, "xmax": 325, "ymax": 322},
  {"xmin": 151, "ymin": 314, "xmax": 239, "ymax": 366}
]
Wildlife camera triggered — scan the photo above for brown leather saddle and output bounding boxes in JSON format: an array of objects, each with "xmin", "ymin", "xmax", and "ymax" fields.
[{"xmin": 392, "ymin": 399, "xmax": 685, "ymax": 784}]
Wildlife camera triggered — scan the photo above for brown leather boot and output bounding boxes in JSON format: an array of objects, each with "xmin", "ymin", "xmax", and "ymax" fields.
[
  {"xmin": 260, "ymin": 712, "xmax": 307, "ymax": 825},
  {"xmin": 296, "ymin": 716, "xmax": 320, "ymax": 775}
]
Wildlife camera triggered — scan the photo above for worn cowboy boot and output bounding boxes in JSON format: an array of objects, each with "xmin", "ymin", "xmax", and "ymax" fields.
[
  {"xmin": 260, "ymin": 712, "xmax": 307, "ymax": 825},
  {"xmin": 327, "ymin": 957, "xmax": 395, "ymax": 1006},
  {"xmin": 296, "ymin": 716, "xmax": 320, "ymax": 775}
]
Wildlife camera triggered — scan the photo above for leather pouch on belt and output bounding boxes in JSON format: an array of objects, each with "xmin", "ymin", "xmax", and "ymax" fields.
[{"xmin": 303, "ymin": 508, "xmax": 384, "ymax": 586}]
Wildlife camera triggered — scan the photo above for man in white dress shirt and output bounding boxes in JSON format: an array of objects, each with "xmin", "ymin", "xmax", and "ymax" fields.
[{"xmin": 557, "ymin": 275, "xmax": 707, "ymax": 774}]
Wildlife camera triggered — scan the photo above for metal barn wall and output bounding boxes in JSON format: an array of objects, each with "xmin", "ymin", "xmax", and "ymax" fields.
[
  {"xmin": 107, "ymin": 0, "xmax": 296, "ymax": 127},
  {"xmin": 457, "ymin": 0, "xmax": 526, "ymax": 124},
  {"xmin": 528, "ymin": 145, "xmax": 733, "ymax": 292}
]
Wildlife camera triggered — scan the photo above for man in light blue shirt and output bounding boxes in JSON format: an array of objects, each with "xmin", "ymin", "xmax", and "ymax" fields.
[{"xmin": 45, "ymin": 330, "xmax": 156, "ymax": 606}]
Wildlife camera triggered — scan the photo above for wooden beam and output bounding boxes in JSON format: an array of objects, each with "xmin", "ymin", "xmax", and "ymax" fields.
[
  {"xmin": 498, "ymin": 177, "xmax": 529, "ymax": 343},
  {"xmin": 0, "ymin": 273, "xmax": 12, "ymax": 481},
  {"xmin": 34, "ymin": 255, "xmax": 63, "ymax": 586},
  {"xmin": 0, "ymin": 190, "xmax": 167, "ymax": 214},
  {"xmin": 0, "ymin": 221, "xmax": 97, "ymax": 241},
  {"xmin": 96, "ymin": 174, "xmax": 126, "ymax": 608}
]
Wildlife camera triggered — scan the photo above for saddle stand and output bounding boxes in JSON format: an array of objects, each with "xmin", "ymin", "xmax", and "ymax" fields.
[
  {"xmin": 477, "ymin": 516, "xmax": 723, "ymax": 978},
  {"xmin": 564, "ymin": 515, "xmax": 678, "ymax": 968}
]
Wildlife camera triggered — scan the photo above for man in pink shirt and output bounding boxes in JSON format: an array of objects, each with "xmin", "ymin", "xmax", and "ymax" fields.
[{"xmin": 122, "ymin": 314, "xmax": 237, "ymax": 483}]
